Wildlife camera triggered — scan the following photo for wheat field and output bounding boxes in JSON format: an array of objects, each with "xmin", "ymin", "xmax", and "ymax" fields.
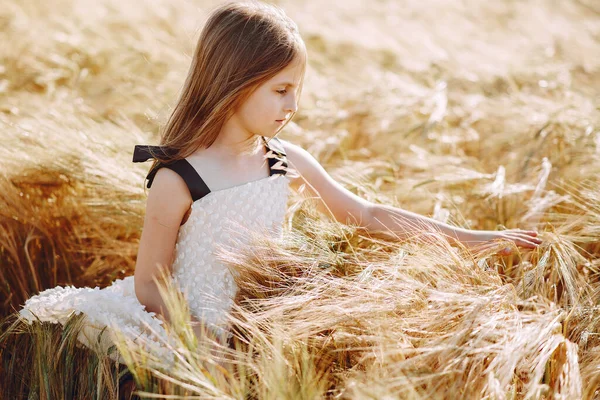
[{"xmin": 1, "ymin": 0, "xmax": 600, "ymax": 398}]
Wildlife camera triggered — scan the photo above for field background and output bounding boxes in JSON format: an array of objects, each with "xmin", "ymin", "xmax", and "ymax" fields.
[{"xmin": 1, "ymin": 0, "xmax": 600, "ymax": 398}]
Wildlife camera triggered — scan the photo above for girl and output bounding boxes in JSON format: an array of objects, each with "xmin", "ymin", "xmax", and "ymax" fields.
[{"xmin": 19, "ymin": 0, "xmax": 541, "ymax": 371}]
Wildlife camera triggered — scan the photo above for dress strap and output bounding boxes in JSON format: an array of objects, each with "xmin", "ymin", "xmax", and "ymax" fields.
[
  {"xmin": 132, "ymin": 145, "xmax": 211, "ymax": 202},
  {"xmin": 262, "ymin": 136, "xmax": 288, "ymax": 176}
]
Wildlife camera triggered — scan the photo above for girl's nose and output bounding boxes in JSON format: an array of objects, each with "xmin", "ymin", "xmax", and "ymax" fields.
[{"xmin": 285, "ymin": 96, "xmax": 298, "ymax": 114}]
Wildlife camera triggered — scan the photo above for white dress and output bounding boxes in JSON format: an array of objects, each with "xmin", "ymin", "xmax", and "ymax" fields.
[{"xmin": 18, "ymin": 136, "xmax": 290, "ymax": 365}]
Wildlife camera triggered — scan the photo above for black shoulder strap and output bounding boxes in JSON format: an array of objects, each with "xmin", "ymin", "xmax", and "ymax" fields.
[
  {"xmin": 132, "ymin": 145, "xmax": 211, "ymax": 202},
  {"xmin": 262, "ymin": 136, "xmax": 288, "ymax": 176}
]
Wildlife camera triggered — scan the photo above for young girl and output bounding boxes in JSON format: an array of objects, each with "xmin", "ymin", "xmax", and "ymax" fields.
[{"xmin": 19, "ymin": 0, "xmax": 541, "ymax": 369}]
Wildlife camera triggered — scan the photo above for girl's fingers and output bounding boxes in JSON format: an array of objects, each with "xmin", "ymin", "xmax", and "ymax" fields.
[
  {"xmin": 501, "ymin": 234, "xmax": 542, "ymax": 248},
  {"xmin": 520, "ymin": 240, "xmax": 539, "ymax": 248},
  {"xmin": 508, "ymin": 229, "xmax": 539, "ymax": 238},
  {"xmin": 507, "ymin": 232, "xmax": 542, "ymax": 242},
  {"xmin": 519, "ymin": 236, "xmax": 542, "ymax": 245},
  {"xmin": 515, "ymin": 229, "xmax": 538, "ymax": 236}
]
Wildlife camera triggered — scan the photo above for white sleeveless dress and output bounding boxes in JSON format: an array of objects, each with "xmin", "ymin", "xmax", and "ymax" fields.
[{"xmin": 18, "ymin": 137, "xmax": 290, "ymax": 364}]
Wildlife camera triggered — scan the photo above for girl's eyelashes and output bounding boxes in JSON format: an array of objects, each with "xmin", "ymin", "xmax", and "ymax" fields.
[{"xmin": 276, "ymin": 89, "xmax": 287, "ymax": 95}]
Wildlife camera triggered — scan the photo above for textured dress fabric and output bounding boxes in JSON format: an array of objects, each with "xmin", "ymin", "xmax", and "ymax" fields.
[
  {"xmin": 172, "ymin": 174, "xmax": 289, "ymax": 333},
  {"xmin": 18, "ymin": 137, "xmax": 291, "ymax": 365}
]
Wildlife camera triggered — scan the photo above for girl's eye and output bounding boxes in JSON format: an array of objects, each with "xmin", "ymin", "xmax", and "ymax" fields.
[{"xmin": 276, "ymin": 89, "xmax": 287, "ymax": 95}]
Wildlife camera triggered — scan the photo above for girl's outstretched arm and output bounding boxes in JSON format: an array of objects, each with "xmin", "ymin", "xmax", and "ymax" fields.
[
  {"xmin": 367, "ymin": 203, "xmax": 541, "ymax": 253},
  {"xmin": 280, "ymin": 139, "xmax": 541, "ymax": 254}
]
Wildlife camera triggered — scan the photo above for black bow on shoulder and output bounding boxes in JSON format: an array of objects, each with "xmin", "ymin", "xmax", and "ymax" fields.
[
  {"xmin": 133, "ymin": 145, "xmax": 180, "ymax": 189},
  {"xmin": 132, "ymin": 145, "xmax": 177, "ymax": 163}
]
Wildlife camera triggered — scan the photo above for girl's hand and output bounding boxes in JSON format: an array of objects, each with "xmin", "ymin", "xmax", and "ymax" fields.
[{"xmin": 463, "ymin": 229, "xmax": 542, "ymax": 256}]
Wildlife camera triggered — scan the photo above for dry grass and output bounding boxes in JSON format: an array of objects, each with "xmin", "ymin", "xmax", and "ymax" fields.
[{"xmin": 1, "ymin": 0, "xmax": 599, "ymax": 398}]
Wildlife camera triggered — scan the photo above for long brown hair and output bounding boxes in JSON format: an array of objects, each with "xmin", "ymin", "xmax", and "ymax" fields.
[{"xmin": 150, "ymin": 1, "xmax": 306, "ymax": 164}]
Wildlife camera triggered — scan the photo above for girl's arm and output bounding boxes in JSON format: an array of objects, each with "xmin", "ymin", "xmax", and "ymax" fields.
[
  {"xmin": 134, "ymin": 167, "xmax": 192, "ymax": 324},
  {"xmin": 281, "ymin": 139, "xmax": 541, "ymax": 253},
  {"xmin": 367, "ymin": 203, "xmax": 541, "ymax": 252}
]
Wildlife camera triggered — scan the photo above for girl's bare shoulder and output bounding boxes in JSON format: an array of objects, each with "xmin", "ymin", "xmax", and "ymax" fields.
[
  {"xmin": 277, "ymin": 138, "xmax": 305, "ymax": 161},
  {"xmin": 276, "ymin": 138, "xmax": 312, "ymax": 186},
  {"xmin": 145, "ymin": 167, "xmax": 192, "ymax": 224}
]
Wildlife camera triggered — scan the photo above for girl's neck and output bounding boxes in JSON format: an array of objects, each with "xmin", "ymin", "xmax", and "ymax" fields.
[
  {"xmin": 210, "ymin": 113, "xmax": 267, "ymax": 157},
  {"xmin": 208, "ymin": 134, "xmax": 263, "ymax": 158}
]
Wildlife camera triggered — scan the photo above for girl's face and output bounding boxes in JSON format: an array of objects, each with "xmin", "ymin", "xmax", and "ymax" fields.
[{"xmin": 233, "ymin": 56, "xmax": 304, "ymax": 138}]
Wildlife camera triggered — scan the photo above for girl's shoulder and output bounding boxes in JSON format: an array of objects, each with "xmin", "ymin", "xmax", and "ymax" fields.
[
  {"xmin": 275, "ymin": 138, "xmax": 314, "ymax": 175},
  {"xmin": 274, "ymin": 138, "xmax": 302, "ymax": 169},
  {"xmin": 274, "ymin": 138, "xmax": 342, "ymax": 196},
  {"xmin": 275, "ymin": 138, "xmax": 306, "ymax": 161},
  {"xmin": 132, "ymin": 145, "xmax": 206, "ymax": 225},
  {"xmin": 144, "ymin": 167, "xmax": 193, "ymax": 225},
  {"xmin": 133, "ymin": 144, "xmax": 211, "ymax": 203}
]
